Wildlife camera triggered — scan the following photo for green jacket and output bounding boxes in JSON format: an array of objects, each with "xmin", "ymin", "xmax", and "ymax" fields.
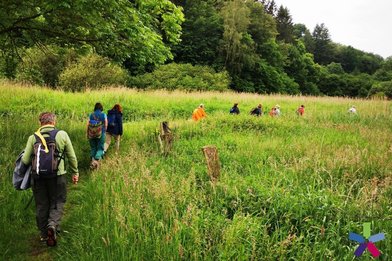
[{"xmin": 22, "ymin": 125, "xmax": 79, "ymax": 176}]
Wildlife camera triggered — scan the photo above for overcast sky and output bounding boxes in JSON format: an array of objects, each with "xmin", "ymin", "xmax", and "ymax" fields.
[{"xmin": 276, "ymin": 0, "xmax": 392, "ymax": 58}]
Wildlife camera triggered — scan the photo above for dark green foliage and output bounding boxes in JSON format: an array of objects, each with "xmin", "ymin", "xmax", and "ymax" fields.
[
  {"xmin": 276, "ymin": 5, "xmax": 294, "ymax": 43},
  {"xmin": 0, "ymin": 0, "xmax": 184, "ymax": 66},
  {"xmin": 311, "ymin": 23, "xmax": 335, "ymax": 65},
  {"xmin": 318, "ymin": 73, "xmax": 345, "ymax": 96},
  {"xmin": 15, "ymin": 45, "xmax": 78, "ymax": 87},
  {"xmin": 0, "ymin": 0, "xmax": 387, "ymax": 98},
  {"xmin": 374, "ymin": 57, "xmax": 392, "ymax": 81},
  {"xmin": 369, "ymin": 81, "xmax": 392, "ymax": 99},
  {"xmin": 173, "ymin": 0, "xmax": 224, "ymax": 68},
  {"xmin": 59, "ymin": 54, "xmax": 128, "ymax": 92},
  {"xmin": 335, "ymin": 45, "xmax": 382, "ymax": 74},
  {"xmin": 128, "ymin": 63, "xmax": 230, "ymax": 91},
  {"xmin": 282, "ymin": 41, "xmax": 321, "ymax": 94},
  {"xmin": 326, "ymin": 62, "xmax": 345, "ymax": 75}
]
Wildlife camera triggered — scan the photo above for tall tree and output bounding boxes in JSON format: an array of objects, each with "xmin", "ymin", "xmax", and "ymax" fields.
[
  {"xmin": 220, "ymin": 0, "xmax": 253, "ymax": 75},
  {"xmin": 258, "ymin": 0, "xmax": 277, "ymax": 16},
  {"xmin": 276, "ymin": 5, "xmax": 294, "ymax": 43},
  {"xmin": 312, "ymin": 23, "xmax": 334, "ymax": 64},
  {"xmin": 173, "ymin": 0, "xmax": 223, "ymax": 68}
]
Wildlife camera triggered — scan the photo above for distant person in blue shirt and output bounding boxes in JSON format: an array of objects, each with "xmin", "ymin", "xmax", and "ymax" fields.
[{"xmin": 87, "ymin": 102, "xmax": 107, "ymax": 169}]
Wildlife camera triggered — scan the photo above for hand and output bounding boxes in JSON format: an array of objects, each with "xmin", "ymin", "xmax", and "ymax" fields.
[{"xmin": 72, "ymin": 175, "xmax": 79, "ymax": 185}]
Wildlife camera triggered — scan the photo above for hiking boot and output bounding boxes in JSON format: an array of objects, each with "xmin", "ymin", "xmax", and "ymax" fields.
[
  {"xmin": 90, "ymin": 160, "xmax": 98, "ymax": 170},
  {"xmin": 46, "ymin": 226, "xmax": 57, "ymax": 247}
]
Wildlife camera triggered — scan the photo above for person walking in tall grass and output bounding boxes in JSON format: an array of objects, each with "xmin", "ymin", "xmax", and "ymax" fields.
[
  {"xmin": 192, "ymin": 104, "xmax": 207, "ymax": 121},
  {"xmin": 87, "ymin": 102, "xmax": 107, "ymax": 169},
  {"xmin": 104, "ymin": 104, "xmax": 123, "ymax": 154},
  {"xmin": 230, "ymin": 103, "xmax": 240, "ymax": 114},
  {"xmin": 250, "ymin": 104, "xmax": 263, "ymax": 116},
  {"xmin": 296, "ymin": 105, "xmax": 305, "ymax": 116},
  {"xmin": 21, "ymin": 112, "xmax": 79, "ymax": 246}
]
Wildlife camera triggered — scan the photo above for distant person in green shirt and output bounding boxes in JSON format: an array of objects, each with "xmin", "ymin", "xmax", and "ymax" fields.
[{"xmin": 22, "ymin": 112, "xmax": 79, "ymax": 246}]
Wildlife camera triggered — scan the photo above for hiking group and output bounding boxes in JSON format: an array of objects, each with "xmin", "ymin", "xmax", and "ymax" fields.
[
  {"xmin": 193, "ymin": 103, "xmax": 358, "ymax": 121},
  {"xmin": 193, "ymin": 103, "xmax": 303, "ymax": 121},
  {"xmin": 16, "ymin": 103, "xmax": 123, "ymax": 247},
  {"xmin": 88, "ymin": 103, "xmax": 123, "ymax": 170},
  {"xmin": 15, "ymin": 101, "xmax": 356, "ymax": 247}
]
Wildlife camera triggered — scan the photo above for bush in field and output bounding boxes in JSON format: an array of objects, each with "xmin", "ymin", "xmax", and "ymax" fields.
[
  {"xmin": 59, "ymin": 54, "xmax": 128, "ymax": 92},
  {"xmin": 15, "ymin": 46, "xmax": 78, "ymax": 87},
  {"xmin": 368, "ymin": 81, "xmax": 392, "ymax": 99},
  {"xmin": 129, "ymin": 63, "xmax": 230, "ymax": 91}
]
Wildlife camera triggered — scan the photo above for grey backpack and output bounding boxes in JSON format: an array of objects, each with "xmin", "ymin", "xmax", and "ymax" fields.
[{"xmin": 13, "ymin": 151, "xmax": 32, "ymax": 190}]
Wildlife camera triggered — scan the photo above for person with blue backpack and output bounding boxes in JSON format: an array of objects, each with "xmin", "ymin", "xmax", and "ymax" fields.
[
  {"xmin": 104, "ymin": 104, "xmax": 123, "ymax": 154},
  {"xmin": 87, "ymin": 102, "xmax": 107, "ymax": 169},
  {"xmin": 230, "ymin": 103, "xmax": 240, "ymax": 114},
  {"xmin": 21, "ymin": 112, "xmax": 79, "ymax": 246}
]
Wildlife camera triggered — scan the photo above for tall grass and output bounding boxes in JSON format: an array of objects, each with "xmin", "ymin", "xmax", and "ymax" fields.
[{"xmin": 0, "ymin": 81, "xmax": 391, "ymax": 260}]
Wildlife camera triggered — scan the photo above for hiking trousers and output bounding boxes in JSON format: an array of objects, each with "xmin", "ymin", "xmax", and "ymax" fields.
[
  {"xmin": 104, "ymin": 133, "xmax": 121, "ymax": 153},
  {"xmin": 32, "ymin": 175, "xmax": 67, "ymax": 237},
  {"xmin": 89, "ymin": 134, "xmax": 106, "ymax": 160}
]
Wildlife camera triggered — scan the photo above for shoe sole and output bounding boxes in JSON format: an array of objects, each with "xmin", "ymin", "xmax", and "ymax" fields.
[{"xmin": 47, "ymin": 227, "xmax": 57, "ymax": 247}]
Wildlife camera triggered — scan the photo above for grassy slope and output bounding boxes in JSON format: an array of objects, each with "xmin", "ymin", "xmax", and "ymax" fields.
[{"xmin": 0, "ymin": 81, "xmax": 391, "ymax": 260}]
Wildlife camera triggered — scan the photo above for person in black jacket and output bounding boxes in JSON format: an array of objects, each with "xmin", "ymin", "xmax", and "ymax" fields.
[
  {"xmin": 250, "ymin": 104, "xmax": 263, "ymax": 116},
  {"xmin": 230, "ymin": 103, "xmax": 240, "ymax": 114},
  {"xmin": 104, "ymin": 104, "xmax": 123, "ymax": 154}
]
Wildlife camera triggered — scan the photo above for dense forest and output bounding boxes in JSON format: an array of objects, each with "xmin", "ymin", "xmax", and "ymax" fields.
[{"xmin": 1, "ymin": 0, "xmax": 391, "ymax": 98}]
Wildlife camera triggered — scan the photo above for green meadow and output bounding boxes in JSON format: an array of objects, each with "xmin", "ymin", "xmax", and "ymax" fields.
[{"xmin": 0, "ymin": 81, "xmax": 391, "ymax": 260}]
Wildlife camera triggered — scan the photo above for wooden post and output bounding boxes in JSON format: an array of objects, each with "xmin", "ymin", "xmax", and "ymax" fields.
[
  {"xmin": 158, "ymin": 121, "xmax": 173, "ymax": 156},
  {"xmin": 202, "ymin": 146, "xmax": 220, "ymax": 182}
]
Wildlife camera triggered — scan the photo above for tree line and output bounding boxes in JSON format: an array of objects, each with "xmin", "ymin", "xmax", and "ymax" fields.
[{"xmin": 0, "ymin": 0, "xmax": 391, "ymax": 98}]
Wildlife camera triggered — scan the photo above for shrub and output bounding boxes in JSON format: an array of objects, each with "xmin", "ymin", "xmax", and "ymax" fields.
[
  {"xmin": 15, "ymin": 46, "xmax": 77, "ymax": 87},
  {"xmin": 128, "ymin": 63, "xmax": 230, "ymax": 91},
  {"xmin": 369, "ymin": 81, "xmax": 392, "ymax": 99},
  {"xmin": 59, "ymin": 54, "xmax": 128, "ymax": 92}
]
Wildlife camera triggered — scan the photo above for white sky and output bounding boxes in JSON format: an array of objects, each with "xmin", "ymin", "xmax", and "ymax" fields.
[{"xmin": 276, "ymin": 0, "xmax": 392, "ymax": 58}]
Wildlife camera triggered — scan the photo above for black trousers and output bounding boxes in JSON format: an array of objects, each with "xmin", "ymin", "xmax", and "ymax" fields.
[{"xmin": 32, "ymin": 175, "xmax": 67, "ymax": 237}]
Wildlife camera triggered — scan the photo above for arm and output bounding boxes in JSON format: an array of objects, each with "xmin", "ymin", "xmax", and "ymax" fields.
[
  {"xmin": 104, "ymin": 114, "xmax": 108, "ymax": 131},
  {"xmin": 118, "ymin": 114, "xmax": 123, "ymax": 135},
  {"xmin": 21, "ymin": 135, "xmax": 35, "ymax": 165},
  {"xmin": 62, "ymin": 132, "xmax": 79, "ymax": 177}
]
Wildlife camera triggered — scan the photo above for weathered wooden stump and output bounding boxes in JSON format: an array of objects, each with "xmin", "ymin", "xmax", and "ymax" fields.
[
  {"xmin": 158, "ymin": 121, "xmax": 173, "ymax": 156},
  {"xmin": 202, "ymin": 145, "xmax": 220, "ymax": 182}
]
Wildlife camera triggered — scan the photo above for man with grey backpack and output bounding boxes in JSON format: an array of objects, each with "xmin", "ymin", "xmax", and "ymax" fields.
[{"xmin": 21, "ymin": 112, "xmax": 79, "ymax": 246}]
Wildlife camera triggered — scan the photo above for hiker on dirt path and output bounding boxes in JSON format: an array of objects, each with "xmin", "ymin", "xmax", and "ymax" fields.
[
  {"xmin": 87, "ymin": 102, "xmax": 107, "ymax": 169},
  {"xmin": 230, "ymin": 103, "xmax": 240, "ymax": 114},
  {"xmin": 250, "ymin": 104, "xmax": 263, "ymax": 116},
  {"xmin": 104, "ymin": 104, "xmax": 123, "ymax": 154},
  {"xmin": 192, "ymin": 104, "xmax": 207, "ymax": 121},
  {"xmin": 21, "ymin": 112, "xmax": 79, "ymax": 246},
  {"xmin": 296, "ymin": 105, "xmax": 305, "ymax": 116}
]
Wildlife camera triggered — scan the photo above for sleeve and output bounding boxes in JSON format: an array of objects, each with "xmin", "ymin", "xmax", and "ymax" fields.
[
  {"xmin": 118, "ymin": 114, "xmax": 123, "ymax": 135},
  {"xmin": 21, "ymin": 135, "xmax": 35, "ymax": 165},
  {"xmin": 63, "ymin": 132, "xmax": 79, "ymax": 176}
]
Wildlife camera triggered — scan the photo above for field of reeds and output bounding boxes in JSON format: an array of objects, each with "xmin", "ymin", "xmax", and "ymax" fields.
[{"xmin": 0, "ymin": 81, "xmax": 391, "ymax": 260}]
